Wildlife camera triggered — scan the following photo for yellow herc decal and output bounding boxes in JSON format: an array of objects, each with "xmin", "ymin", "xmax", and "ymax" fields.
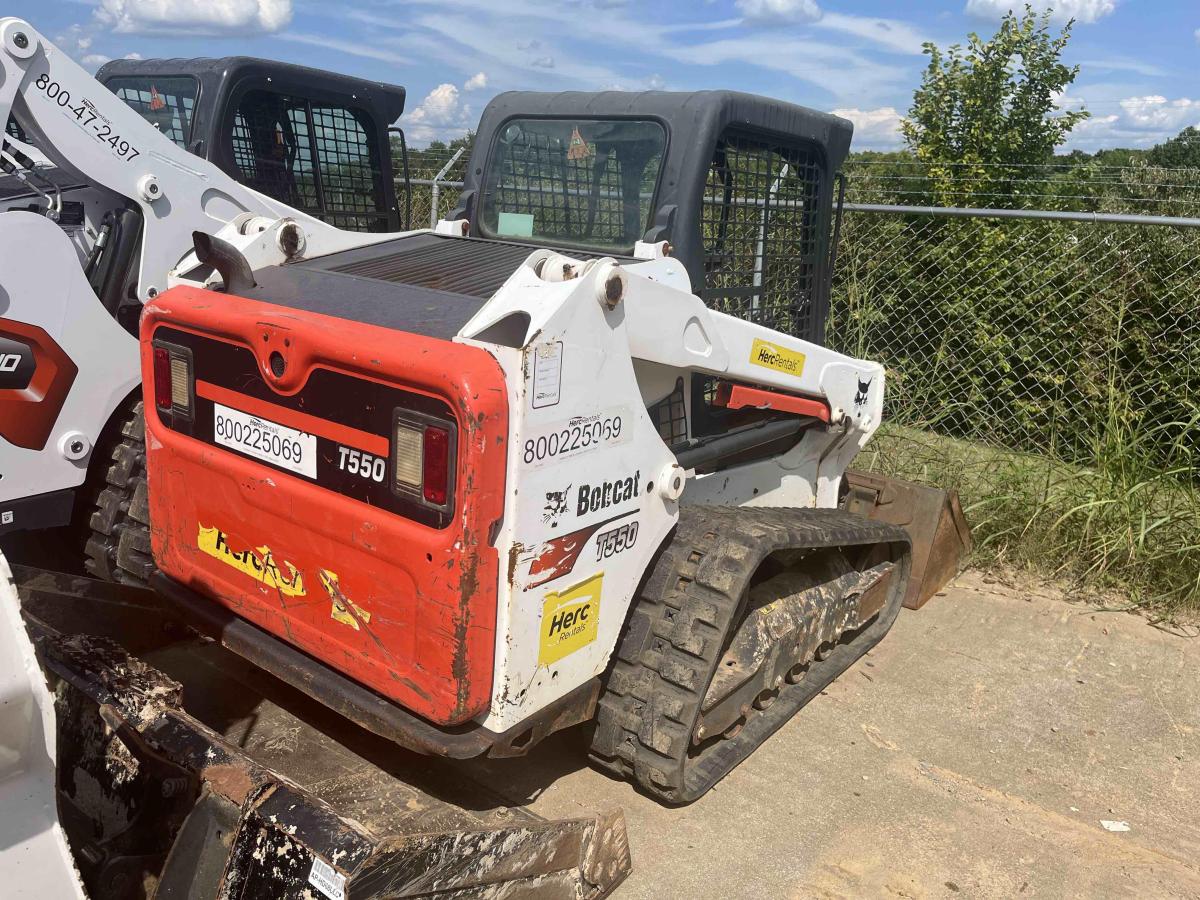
[
  {"xmin": 197, "ymin": 524, "xmax": 306, "ymax": 597},
  {"xmin": 319, "ymin": 569, "xmax": 372, "ymax": 630},
  {"xmin": 749, "ymin": 338, "xmax": 806, "ymax": 378},
  {"xmin": 539, "ymin": 572, "xmax": 603, "ymax": 666}
]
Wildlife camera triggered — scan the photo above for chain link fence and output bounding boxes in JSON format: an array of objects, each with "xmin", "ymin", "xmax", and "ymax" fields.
[
  {"xmin": 396, "ymin": 143, "xmax": 471, "ymax": 228},
  {"xmin": 830, "ymin": 165, "xmax": 1198, "ymax": 463},
  {"xmin": 396, "ymin": 149, "xmax": 1200, "ymax": 606},
  {"xmin": 830, "ymin": 163, "xmax": 1199, "ymax": 608},
  {"xmin": 829, "ymin": 209, "xmax": 1200, "ymax": 476}
]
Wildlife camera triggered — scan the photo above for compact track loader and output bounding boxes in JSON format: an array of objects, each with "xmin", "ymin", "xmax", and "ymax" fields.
[
  {"xmin": 140, "ymin": 90, "xmax": 912, "ymax": 805},
  {"xmin": 0, "ymin": 16, "xmax": 953, "ymax": 898},
  {"xmin": 0, "ymin": 20, "xmax": 628, "ymax": 897}
]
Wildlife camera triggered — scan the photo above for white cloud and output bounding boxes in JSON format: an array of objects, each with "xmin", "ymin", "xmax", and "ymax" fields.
[
  {"xmin": 1060, "ymin": 95, "xmax": 1200, "ymax": 151},
  {"xmin": 279, "ymin": 33, "xmax": 410, "ymax": 66},
  {"xmin": 964, "ymin": 0, "xmax": 1116, "ymax": 25},
  {"xmin": 464, "ymin": 72, "xmax": 488, "ymax": 91},
  {"xmin": 406, "ymin": 82, "xmax": 475, "ymax": 143},
  {"xmin": 832, "ymin": 106, "xmax": 904, "ymax": 149},
  {"xmin": 1117, "ymin": 95, "xmax": 1200, "ymax": 131},
  {"xmin": 338, "ymin": 0, "xmax": 913, "ymax": 107},
  {"xmin": 1078, "ymin": 57, "xmax": 1166, "ymax": 78},
  {"xmin": 662, "ymin": 35, "xmax": 909, "ymax": 107},
  {"xmin": 95, "ymin": 0, "xmax": 292, "ymax": 35},
  {"xmin": 411, "ymin": 84, "xmax": 460, "ymax": 122},
  {"xmin": 56, "ymin": 23, "xmax": 97, "ymax": 58},
  {"xmin": 530, "ymin": 55, "xmax": 556, "ymax": 69},
  {"xmin": 81, "ymin": 53, "xmax": 111, "ymax": 68},
  {"xmin": 736, "ymin": 0, "xmax": 821, "ymax": 25},
  {"xmin": 366, "ymin": 5, "xmax": 626, "ymax": 88}
]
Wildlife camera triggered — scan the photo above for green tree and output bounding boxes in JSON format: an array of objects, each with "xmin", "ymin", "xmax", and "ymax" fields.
[
  {"xmin": 902, "ymin": 5, "xmax": 1089, "ymax": 206},
  {"xmin": 1147, "ymin": 127, "xmax": 1200, "ymax": 169}
]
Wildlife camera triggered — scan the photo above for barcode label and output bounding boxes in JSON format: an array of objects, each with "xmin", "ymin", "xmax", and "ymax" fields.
[{"xmin": 307, "ymin": 856, "xmax": 346, "ymax": 900}]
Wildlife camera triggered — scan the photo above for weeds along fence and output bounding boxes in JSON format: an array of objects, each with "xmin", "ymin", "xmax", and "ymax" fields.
[
  {"xmin": 399, "ymin": 151, "xmax": 1200, "ymax": 611},
  {"xmin": 833, "ymin": 160, "xmax": 1199, "ymax": 611},
  {"xmin": 832, "ymin": 205, "xmax": 1200, "ymax": 473}
]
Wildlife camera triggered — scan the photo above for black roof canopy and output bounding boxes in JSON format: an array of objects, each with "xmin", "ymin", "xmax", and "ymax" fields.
[
  {"xmin": 468, "ymin": 89, "xmax": 852, "ymax": 160},
  {"xmin": 96, "ymin": 56, "xmax": 406, "ymax": 158}
]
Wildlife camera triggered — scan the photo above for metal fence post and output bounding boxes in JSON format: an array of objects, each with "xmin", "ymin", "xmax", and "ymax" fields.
[{"xmin": 430, "ymin": 147, "xmax": 467, "ymax": 228}]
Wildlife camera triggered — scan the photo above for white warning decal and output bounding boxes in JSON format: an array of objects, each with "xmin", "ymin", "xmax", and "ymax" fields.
[
  {"xmin": 307, "ymin": 856, "xmax": 346, "ymax": 900},
  {"xmin": 532, "ymin": 341, "xmax": 563, "ymax": 409}
]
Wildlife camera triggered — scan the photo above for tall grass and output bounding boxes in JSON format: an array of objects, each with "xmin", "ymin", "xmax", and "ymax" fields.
[{"xmin": 855, "ymin": 411, "xmax": 1200, "ymax": 620}]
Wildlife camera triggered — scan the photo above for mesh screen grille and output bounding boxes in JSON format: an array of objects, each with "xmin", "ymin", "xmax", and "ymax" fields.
[
  {"xmin": 647, "ymin": 378, "xmax": 687, "ymax": 446},
  {"xmin": 496, "ymin": 132, "xmax": 623, "ymax": 243},
  {"xmin": 486, "ymin": 121, "xmax": 663, "ymax": 251},
  {"xmin": 109, "ymin": 77, "xmax": 197, "ymax": 148},
  {"xmin": 231, "ymin": 91, "xmax": 387, "ymax": 232},
  {"xmin": 701, "ymin": 132, "xmax": 825, "ymax": 341}
]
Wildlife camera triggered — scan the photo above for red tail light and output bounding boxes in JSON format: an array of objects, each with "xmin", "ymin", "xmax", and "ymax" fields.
[
  {"xmin": 392, "ymin": 410, "xmax": 456, "ymax": 511},
  {"xmin": 422, "ymin": 425, "xmax": 450, "ymax": 505},
  {"xmin": 152, "ymin": 340, "xmax": 193, "ymax": 418},
  {"xmin": 153, "ymin": 346, "xmax": 171, "ymax": 411}
]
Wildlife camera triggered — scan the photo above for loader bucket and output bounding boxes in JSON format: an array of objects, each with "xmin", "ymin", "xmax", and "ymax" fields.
[
  {"xmin": 13, "ymin": 566, "xmax": 632, "ymax": 900},
  {"xmin": 841, "ymin": 470, "xmax": 972, "ymax": 610}
]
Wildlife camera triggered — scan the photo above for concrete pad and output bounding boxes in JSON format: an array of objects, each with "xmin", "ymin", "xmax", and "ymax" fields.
[{"xmin": 470, "ymin": 571, "xmax": 1200, "ymax": 899}]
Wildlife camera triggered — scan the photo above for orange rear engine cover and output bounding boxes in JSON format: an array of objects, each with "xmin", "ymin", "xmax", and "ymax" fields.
[{"xmin": 141, "ymin": 287, "xmax": 508, "ymax": 726}]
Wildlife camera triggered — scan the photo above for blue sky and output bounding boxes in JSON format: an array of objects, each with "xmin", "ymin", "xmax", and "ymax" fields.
[{"xmin": 19, "ymin": 0, "xmax": 1200, "ymax": 151}]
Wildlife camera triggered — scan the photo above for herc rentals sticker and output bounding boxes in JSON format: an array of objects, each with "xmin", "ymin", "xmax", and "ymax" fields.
[
  {"xmin": 197, "ymin": 524, "xmax": 306, "ymax": 597},
  {"xmin": 749, "ymin": 338, "xmax": 806, "ymax": 378},
  {"xmin": 539, "ymin": 572, "xmax": 603, "ymax": 666}
]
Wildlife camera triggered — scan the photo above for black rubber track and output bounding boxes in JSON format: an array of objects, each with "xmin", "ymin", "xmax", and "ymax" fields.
[
  {"xmin": 587, "ymin": 505, "xmax": 911, "ymax": 804},
  {"xmin": 84, "ymin": 401, "xmax": 155, "ymax": 584}
]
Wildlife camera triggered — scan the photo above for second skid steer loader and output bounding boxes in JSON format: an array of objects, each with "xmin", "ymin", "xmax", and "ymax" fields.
[
  {"xmin": 0, "ymin": 41, "xmax": 410, "ymax": 571},
  {"xmin": 140, "ymin": 90, "xmax": 913, "ymax": 805}
]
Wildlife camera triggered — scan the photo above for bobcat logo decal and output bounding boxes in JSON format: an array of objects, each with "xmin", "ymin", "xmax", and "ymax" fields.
[
  {"xmin": 854, "ymin": 377, "xmax": 873, "ymax": 409},
  {"xmin": 543, "ymin": 485, "xmax": 572, "ymax": 527}
]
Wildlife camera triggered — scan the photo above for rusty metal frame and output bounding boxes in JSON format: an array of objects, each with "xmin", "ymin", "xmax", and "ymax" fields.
[{"xmin": 842, "ymin": 470, "xmax": 973, "ymax": 610}]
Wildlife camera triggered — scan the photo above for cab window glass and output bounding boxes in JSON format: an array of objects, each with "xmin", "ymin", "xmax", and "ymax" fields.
[
  {"xmin": 106, "ymin": 76, "xmax": 197, "ymax": 148},
  {"xmin": 230, "ymin": 90, "xmax": 387, "ymax": 232},
  {"xmin": 480, "ymin": 118, "xmax": 666, "ymax": 253}
]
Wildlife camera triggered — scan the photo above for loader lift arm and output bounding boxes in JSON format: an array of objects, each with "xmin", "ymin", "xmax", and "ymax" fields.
[
  {"xmin": 0, "ymin": 18, "xmax": 396, "ymax": 305},
  {"xmin": 0, "ymin": 19, "xmax": 411, "ymax": 548}
]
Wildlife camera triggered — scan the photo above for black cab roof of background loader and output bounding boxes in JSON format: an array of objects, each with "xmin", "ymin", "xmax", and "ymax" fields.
[
  {"xmin": 96, "ymin": 56, "xmax": 407, "ymax": 231},
  {"xmin": 96, "ymin": 56, "xmax": 406, "ymax": 152},
  {"xmin": 451, "ymin": 90, "xmax": 853, "ymax": 343}
]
